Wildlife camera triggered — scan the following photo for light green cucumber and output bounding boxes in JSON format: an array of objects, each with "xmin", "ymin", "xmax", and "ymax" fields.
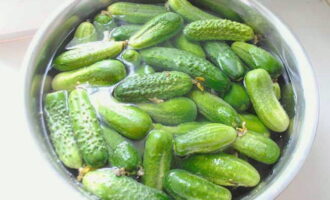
[
  {"xmin": 273, "ymin": 82, "xmax": 281, "ymax": 100},
  {"xmin": 174, "ymin": 34, "xmax": 205, "ymax": 57},
  {"xmin": 239, "ymin": 114, "xmax": 270, "ymax": 137},
  {"xmin": 73, "ymin": 21, "xmax": 97, "ymax": 44},
  {"xmin": 135, "ymin": 64, "xmax": 155, "ymax": 75},
  {"xmin": 111, "ymin": 25, "xmax": 141, "ymax": 41},
  {"xmin": 121, "ymin": 49, "xmax": 142, "ymax": 66},
  {"xmin": 223, "ymin": 83, "xmax": 251, "ymax": 112},
  {"xmin": 93, "ymin": 11, "xmax": 117, "ymax": 39},
  {"xmin": 153, "ymin": 121, "xmax": 210, "ymax": 136}
]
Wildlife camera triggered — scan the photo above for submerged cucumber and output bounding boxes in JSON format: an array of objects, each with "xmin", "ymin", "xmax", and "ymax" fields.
[
  {"xmin": 93, "ymin": 11, "xmax": 117, "ymax": 39},
  {"xmin": 135, "ymin": 64, "xmax": 155, "ymax": 75},
  {"xmin": 239, "ymin": 114, "xmax": 270, "ymax": 137},
  {"xmin": 121, "ymin": 49, "xmax": 142, "ymax": 66},
  {"xmin": 273, "ymin": 82, "xmax": 281, "ymax": 100},
  {"xmin": 73, "ymin": 21, "xmax": 97, "ymax": 44},
  {"xmin": 111, "ymin": 25, "xmax": 141, "ymax": 41},
  {"xmin": 174, "ymin": 33, "xmax": 205, "ymax": 57},
  {"xmin": 223, "ymin": 83, "xmax": 251, "ymax": 112},
  {"xmin": 153, "ymin": 121, "xmax": 210, "ymax": 136}
]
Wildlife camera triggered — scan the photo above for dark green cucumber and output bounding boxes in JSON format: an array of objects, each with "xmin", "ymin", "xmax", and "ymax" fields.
[
  {"xmin": 281, "ymin": 83, "xmax": 296, "ymax": 118},
  {"xmin": 182, "ymin": 153, "xmax": 260, "ymax": 187},
  {"xmin": 129, "ymin": 12, "xmax": 184, "ymax": 49},
  {"xmin": 53, "ymin": 41, "xmax": 124, "ymax": 71},
  {"xmin": 273, "ymin": 82, "xmax": 281, "ymax": 100},
  {"xmin": 140, "ymin": 47, "xmax": 231, "ymax": 92},
  {"xmin": 164, "ymin": 169, "xmax": 232, "ymax": 200},
  {"xmin": 52, "ymin": 59, "xmax": 126, "ymax": 91},
  {"xmin": 239, "ymin": 114, "xmax": 270, "ymax": 137},
  {"xmin": 83, "ymin": 168, "xmax": 169, "ymax": 200},
  {"xmin": 153, "ymin": 121, "xmax": 210, "ymax": 136},
  {"xmin": 69, "ymin": 89, "xmax": 108, "ymax": 168},
  {"xmin": 114, "ymin": 71, "xmax": 193, "ymax": 103},
  {"xmin": 143, "ymin": 130, "xmax": 173, "ymax": 190},
  {"xmin": 44, "ymin": 91, "xmax": 82, "ymax": 169},
  {"xmin": 93, "ymin": 11, "xmax": 117, "ymax": 39},
  {"xmin": 137, "ymin": 97, "xmax": 197, "ymax": 125},
  {"xmin": 111, "ymin": 25, "xmax": 141, "ymax": 41},
  {"xmin": 203, "ymin": 41, "xmax": 246, "ymax": 81},
  {"xmin": 174, "ymin": 123, "xmax": 237, "ymax": 156},
  {"xmin": 121, "ymin": 49, "xmax": 142, "ymax": 66},
  {"xmin": 135, "ymin": 64, "xmax": 155, "ymax": 75},
  {"xmin": 184, "ymin": 19, "xmax": 254, "ymax": 41},
  {"xmin": 73, "ymin": 21, "xmax": 97, "ymax": 44},
  {"xmin": 223, "ymin": 83, "xmax": 251, "ymax": 112},
  {"xmin": 190, "ymin": 90, "xmax": 243, "ymax": 128},
  {"xmin": 245, "ymin": 69, "xmax": 289, "ymax": 132},
  {"xmin": 232, "ymin": 42, "xmax": 283, "ymax": 78},
  {"xmin": 174, "ymin": 34, "xmax": 205, "ymax": 58},
  {"xmin": 233, "ymin": 131, "xmax": 280, "ymax": 164}
]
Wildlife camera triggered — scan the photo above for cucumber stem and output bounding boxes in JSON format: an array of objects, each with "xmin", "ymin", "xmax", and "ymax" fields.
[
  {"xmin": 77, "ymin": 166, "xmax": 95, "ymax": 182},
  {"xmin": 236, "ymin": 121, "xmax": 247, "ymax": 137}
]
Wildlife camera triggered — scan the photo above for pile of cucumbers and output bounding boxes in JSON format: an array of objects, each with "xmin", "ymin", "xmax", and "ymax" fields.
[{"xmin": 44, "ymin": 1, "xmax": 291, "ymax": 200}]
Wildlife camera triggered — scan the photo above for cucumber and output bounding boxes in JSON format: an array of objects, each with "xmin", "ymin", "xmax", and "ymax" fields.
[
  {"xmin": 114, "ymin": 71, "xmax": 193, "ymax": 103},
  {"xmin": 140, "ymin": 47, "xmax": 231, "ymax": 93},
  {"xmin": 239, "ymin": 114, "xmax": 270, "ymax": 137},
  {"xmin": 189, "ymin": 90, "xmax": 243, "ymax": 128},
  {"xmin": 54, "ymin": 41, "xmax": 124, "ymax": 71},
  {"xmin": 121, "ymin": 49, "xmax": 142, "ymax": 66},
  {"xmin": 68, "ymin": 89, "xmax": 108, "ymax": 168},
  {"xmin": 174, "ymin": 123, "xmax": 237, "ymax": 156},
  {"xmin": 223, "ymin": 83, "xmax": 251, "ymax": 112},
  {"xmin": 107, "ymin": 2, "xmax": 167, "ymax": 24},
  {"xmin": 281, "ymin": 83, "xmax": 296, "ymax": 118},
  {"xmin": 93, "ymin": 11, "xmax": 117, "ymax": 39},
  {"xmin": 101, "ymin": 126, "xmax": 141, "ymax": 171},
  {"xmin": 153, "ymin": 121, "xmax": 210, "ymax": 136},
  {"xmin": 52, "ymin": 59, "xmax": 126, "ymax": 91},
  {"xmin": 143, "ymin": 130, "xmax": 173, "ymax": 190},
  {"xmin": 129, "ymin": 12, "xmax": 184, "ymax": 49},
  {"xmin": 233, "ymin": 131, "xmax": 280, "ymax": 164},
  {"xmin": 73, "ymin": 21, "xmax": 97, "ymax": 44},
  {"xmin": 174, "ymin": 34, "xmax": 205, "ymax": 58},
  {"xmin": 137, "ymin": 97, "xmax": 197, "ymax": 126},
  {"xmin": 203, "ymin": 41, "xmax": 246, "ymax": 81},
  {"xmin": 164, "ymin": 169, "xmax": 232, "ymax": 200},
  {"xmin": 135, "ymin": 64, "xmax": 155, "ymax": 75},
  {"xmin": 111, "ymin": 25, "xmax": 141, "ymax": 41},
  {"xmin": 245, "ymin": 69, "xmax": 289, "ymax": 132},
  {"xmin": 273, "ymin": 82, "xmax": 281, "ymax": 100},
  {"xmin": 44, "ymin": 91, "xmax": 82, "ymax": 169},
  {"xmin": 232, "ymin": 42, "xmax": 283, "ymax": 78},
  {"xmin": 83, "ymin": 168, "xmax": 169, "ymax": 200},
  {"xmin": 182, "ymin": 153, "xmax": 260, "ymax": 187},
  {"xmin": 168, "ymin": 0, "xmax": 218, "ymax": 22},
  {"xmin": 184, "ymin": 19, "xmax": 254, "ymax": 41},
  {"xmin": 160, "ymin": 40, "xmax": 175, "ymax": 48}
]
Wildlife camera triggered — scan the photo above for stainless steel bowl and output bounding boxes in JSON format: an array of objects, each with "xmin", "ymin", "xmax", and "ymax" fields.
[{"xmin": 22, "ymin": 0, "xmax": 319, "ymax": 199}]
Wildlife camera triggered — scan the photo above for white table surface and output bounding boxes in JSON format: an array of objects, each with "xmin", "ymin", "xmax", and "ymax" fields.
[{"xmin": 0, "ymin": 0, "xmax": 329, "ymax": 199}]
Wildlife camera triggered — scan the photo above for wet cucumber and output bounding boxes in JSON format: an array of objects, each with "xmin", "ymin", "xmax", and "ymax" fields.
[
  {"xmin": 52, "ymin": 59, "xmax": 126, "ymax": 91},
  {"xmin": 137, "ymin": 97, "xmax": 197, "ymax": 126},
  {"xmin": 164, "ymin": 169, "xmax": 232, "ymax": 200},
  {"xmin": 93, "ymin": 11, "xmax": 117, "ymax": 39},
  {"xmin": 174, "ymin": 34, "xmax": 205, "ymax": 58},
  {"xmin": 231, "ymin": 42, "xmax": 283, "ymax": 78},
  {"xmin": 245, "ymin": 69, "xmax": 289, "ymax": 132},
  {"xmin": 182, "ymin": 153, "xmax": 260, "ymax": 187},
  {"xmin": 223, "ymin": 83, "xmax": 251, "ymax": 112},
  {"xmin": 143, "ymin": 130, "xmax": 173, "ymax": 190},
  {"xmin": 135, "ymin": 64, "xmax": 155, "ymax": 75},
  {"xmin": 189, "ymin": 90, "xmax": 243, "ymax": 128},
  {"xmin": 73, "ymin": 21, "xmax": 97, "ymax": 44},
  {"xmin": 153, "ymin": 121, "xmax": 210, "ymax": 136},
  {"xmin": 281, "ymin": 83, "xmax": 296, "ymax": 118},
  {"xmin": 203, "ymin": 41, "xmax": 246, "ymax": 81},
  {"xmin": 184, "ymin": 19, "xmax": 254, "ymax": 41},
  {"xmin": 107, "ymin": 2, "xmax": 167, "ymax": 24},
  {"xmin": 111, "ymin": 25, "xmax": 141, "ymax": 41},
  {"xmin": 121, "ymin": 49, "xmax": 142, "ymax": 66},
  {"xmin": 239, "ymin": 114, "xmax": 270, "ymax": 137},
  {"xmin": 273, "ymin": 82, "xmax": 281, "ymax": 100},
  {"xmin": 44, "ymin": 91, "xmax": 82, "ymax": 169},
  {"xmin": 83, "ymin": 168, "xmax": 169, "ymax": 200},
  {"xmin": 129, "ymin": 12, "xmax": 184, "ymax": 49},
  {"xmin": 140, "ymin": 47, "xmax": 231, "ymax": 92},
  {"xmin": 54, "ymin": 41, "xmax": 124, "ymax": 71},
  {"xmin": 174, "ymin": 123, "xmax": 237, "ymax": 156},
  {"xmin": 114, "ymin": 71, "xmax": 193, "ymax": 103},
  {"xmin": 69, "ymin": 89, "xmax": 108, "ymax": 168}
]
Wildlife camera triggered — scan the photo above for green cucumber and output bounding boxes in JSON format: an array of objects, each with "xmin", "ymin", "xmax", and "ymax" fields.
[
  {"xmin": 143, "ymin": 130, "xmax": 173, "ymax": 189},
  {"xmin": 174, "ymin": 34, "xmax": 205, "ymax": 58},
  {"xmin": 245, "ymin": 69, "xmax": 289, "ymax": 132},
  {"xmin": 182, "ymin": 153, "xmax": 260, "ymax": 187},
  {"xmin": 140, "ymin": 47, "xmax": 231, "ymax": 92},
  {"xmin": 164, "ymin": 169, "xmax": 232, "ymax": 200},
  {"xmin": 281, "ymin": 83, "xmax": 296, "ymax": 118},
  {"xmin": 83, "ymin": 168, "xmax": 169, "ymax": 200},
  {"xmin": 69, "ymin": 89, "xmax": 108, "ymax": 168},
  {"xmin": 135, "ymin": 64, "xmax": 155, "ymax": 75},
  {"xmin": 93, "ymin": 11, "xmax": 117, "ymax": 39},
  {"xmin": 239, "ymin": 114, "xmax": 270, "ymax": 137},
  {"xmin": 129, "ymin": 12, "xmax": 184, "ymax": 49},
  {"xmin": 174, "ymin": 123, "xmax": 237, "ymax": 156},
  {"xmin": 44, "ymin": 91, "xmax": 82, "ymax": 169},
  {"xmin": 114, "ymin": 71, "xmax": 193, "ymax": 103},
  {"xmin": 111, "ymin": 25, "xmax": 141, "ymax": 41},
  {"xmin": 73, "ymin": 21, "xmax": 97, "ymax": 44},
  {"xmin": 184, "ymin": 19, "xmax": 254, "ymax": 41},
  {"xmin": 52, "ymin": 59, "xmax": 126, "ymax": 91},
  {"xmin": 160, "ymin": 40, "xmax": 175, "ymax": 48},
  {"xmin": 273, "ymin": 82, "xmax": 281, "ymax": 100},
  {"xmin": 153, "ymin": 121, "xmax": 210, "ymax": 136},
  {"xmin": 223, "ymin": 83, "xmax": 251, "ymax": 112},
  {"xmin": 121, "ymin": 49, "xmax": 142, "ymax": 66}
]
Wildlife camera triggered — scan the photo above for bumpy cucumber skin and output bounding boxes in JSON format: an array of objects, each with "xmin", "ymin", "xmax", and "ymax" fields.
[
  {"xmin": 101, "ymin": 126, "xmax": 141, "ymax": 171},
  {"xmin": 69, "ymin": 89, "xmax": 108, "ymax": 168},
  {"xmin": 184, "ymin": 19, "xmax": 254, "ymax": 41},
  {"xmin": 204, "ymin": 41, "xmax": 246, "ymax": 81},
  {"xmin": 74, "ymin": 22, "xmax": 97, "ymax": 43},
  {"xmin": 233, "ymin": 131, "xmax": 280, "ymax": 164},
  {"xmin": 174, "ymin": 34, "xmax": 205, "ymax": 58},
  {"xmin": 190, "ymin": 90, "xmax": 243, "ymax": 128},
  {"xmin": 54, "ymin": 41, "xmax": 124, "ymax": 71},
  {"xmin": 143, "ymin": 130, "xmax": 173, "ymax": 190},
  {"xmin": 174, "ymin": 123, "xmax": 237, "ymax": 156},
  {"xmin": 182, "ymin": 153, "xmax": 260, "ymax": 187},
  {"xmin": 245, "ymin": 69, "xmax": 289, "ymax": 132},
  {"xmin": 44, "ymin": 91, "xmax": 82, "ymax": 169},
  {"xmin": 111, "ymin": 25, "xmax": 141, "ymax": 41},
  {"xmin": 153, "ymin": 121, "xmax": 210, "ymax": 136},
  {"xmin": 83, "ymin": 169, "xmax": 170, "ymax": 200},
  {"xmin": 129, "ymin": 12, "xmax": 184, "ymax": 49},
  {"xmin": 223, "ymin": 83, "xmax": 251, "ymax": 112},
  {"xmin": 239, "ymin": 114, "xmax": 270, "ymax": 137},
  {"xmin": 232, "ymin": 42, "xmax": 283, "ymax": 78},
  {"xmin": 107, "ymin": 2, "xmax": 167, "ymax": 24},
  {"xmin": 135, "ymin": 64, "xmax": 155, "ymax": 75},
  {"xmin": 273, "ymin": 82, "xmax": 281, "ymax": 100},
  {"xmin": 164, "ymin": 169, "xmax": 232, "ymax": 200},
  {"xmin": 138, "ymin": 97, "xmax": 197, "ymax": 126},
  {"xmin": 52, "ymin": 59, "xmax": 126, "ymax": 91},
  {"xmin": 114, "ymin": 71, "xmax": 193, "ymax": 103},
  {"xmin": 140, "ymin": 47, "xmax": 231, "ymax": 93}
]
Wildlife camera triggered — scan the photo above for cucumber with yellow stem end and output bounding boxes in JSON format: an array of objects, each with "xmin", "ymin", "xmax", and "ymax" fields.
[
  {"xmin": 174, "ymin": 34, "xmax": 205, "ymax": 57},
  {"xmin": 239, "ymin": 114, "xmax": 270, "ymax": 137},
  {"xmin": 223, "ymin": 83, "xmax": 251, "ymax": 112}
]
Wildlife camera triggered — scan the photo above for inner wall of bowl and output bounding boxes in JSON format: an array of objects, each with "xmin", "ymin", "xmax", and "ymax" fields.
[{"xmin": 26, "ymin": 0, "xmax": 303, "ymax": 199}]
